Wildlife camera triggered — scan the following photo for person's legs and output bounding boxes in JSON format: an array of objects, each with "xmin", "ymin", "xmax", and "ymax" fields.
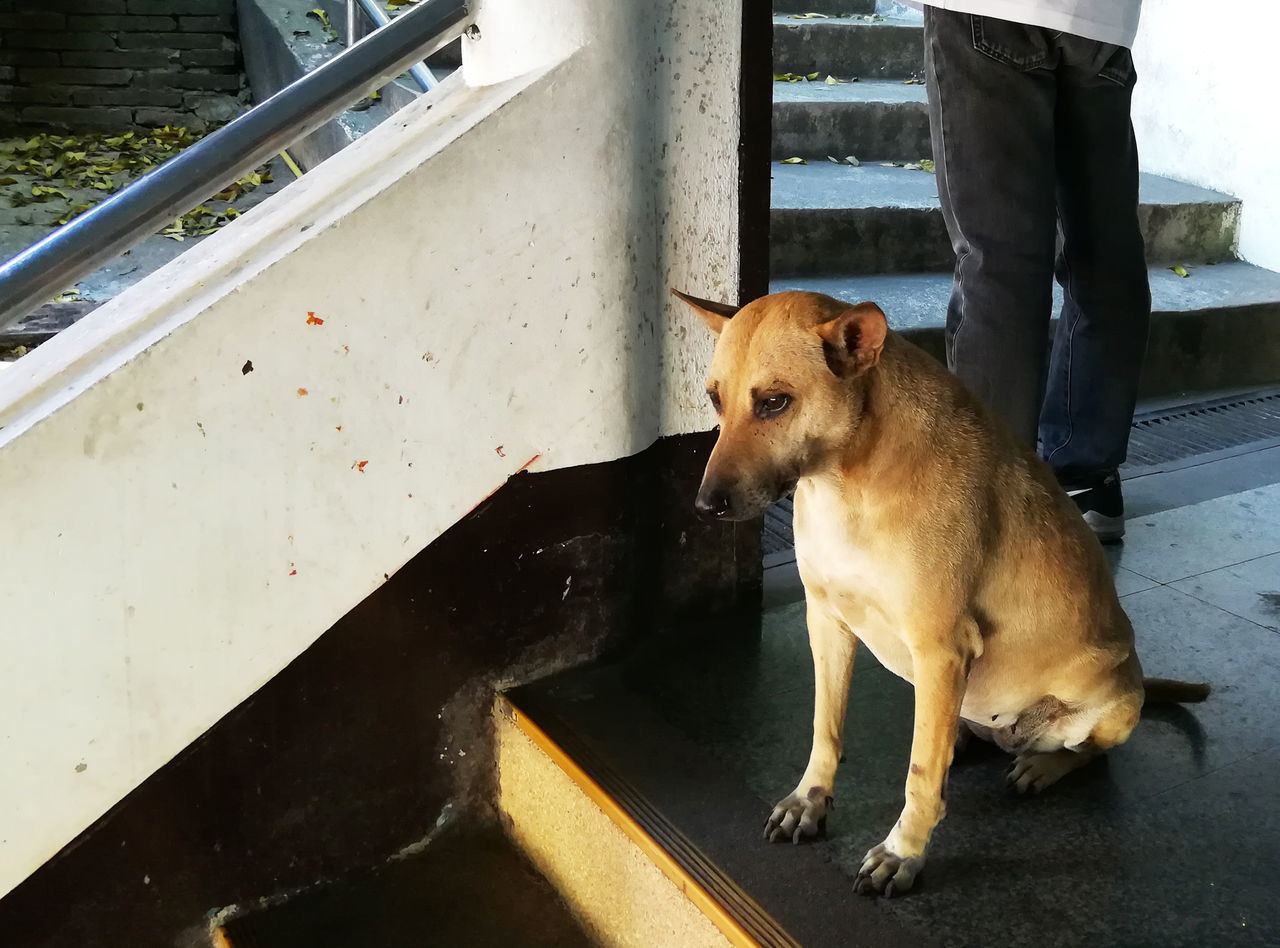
[
  {"xmin": 1041, "ymin": 41, "xmax": 1150, "ymax": 486},
  {"xmin": 924, "ymin": 9, "xmax": 1060, "ymax": 445}
]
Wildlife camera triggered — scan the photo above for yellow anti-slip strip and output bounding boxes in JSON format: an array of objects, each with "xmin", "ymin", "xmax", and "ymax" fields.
[{"xmin": 505, "ymin": 699, "xmax": 765, "ymax": 948}]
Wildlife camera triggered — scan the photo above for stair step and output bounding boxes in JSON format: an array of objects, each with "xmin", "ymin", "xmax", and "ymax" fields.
[
  {"xmin": 770, "ymin": 163, "xmax": 1241, "ymax": 275},
  {"xmin": 773, "ymin": 15, "xmax": 924, "ymax": 79},
  {"xmin": 496, "ymin": 696, "xmax": 762, "ymax": 948},
  {"xmin": 506, "ymin": 673, "xmax": 889, "ymax": 948},
  {"xmin": 773, "ymin": 78, "xmax": 931, "ymax": 161},
  {"xmin": 773, "ymin": 0, "xmax": 876, "ymax": 15},
  {"xmin": 770, "ymin": 260, "xmax": 1280, "ymax": 398}
]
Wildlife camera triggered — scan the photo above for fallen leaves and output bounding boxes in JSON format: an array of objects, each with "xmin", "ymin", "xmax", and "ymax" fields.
[
  {"xmin": 774, "ymin": 71, "xmax": 858, "ymax": 84},
  {"xmin": 159, "ymin": 203, "xmax": 246, "ymax": 241},
  {"xmin": 780, "ymin": 157, "xmax": 807, "ymax": 164},
  {"xmin": 306, "ymin": 312, "xmax": 324, "ymax": 325},
  {"xmin": 1171, "ymin": 265, "xmax": 1190, "ymax": 278},
  {"xmin": 786, "ymin": 11, "xmax": 885, "ymax": 21},
  {"xmin": 2, "ymin": 128, "xmax": 274, "ymax": 236},
  {"xmin": 306, "ymin": 8, "xmax": 338, "ymax": 41}
]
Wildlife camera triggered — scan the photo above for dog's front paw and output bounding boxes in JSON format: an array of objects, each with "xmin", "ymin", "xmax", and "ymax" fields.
[
  {"xmin": 855, "ymin": 842, "xmax": 924, "ymax": 897},
  {"xmin": 763, "ymin": 785, "xmax": 831, "ymax": 844}
]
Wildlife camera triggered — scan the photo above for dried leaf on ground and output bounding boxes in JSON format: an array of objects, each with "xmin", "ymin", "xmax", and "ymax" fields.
[
  {"xmin": 2, "ymin": 127, "xmax": 274, "ymax": 238},
  {"xmin": 306, "ymin": 8, "xmax": 338, "ymax": 41}
]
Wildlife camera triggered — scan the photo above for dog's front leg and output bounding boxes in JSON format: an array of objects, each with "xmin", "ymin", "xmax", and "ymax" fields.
[
  {"xmin": 855, "ymin": 644, "xmax": 968, "ymax": 896},
  {"xmin": 765, "ymin": 600, "xmax": 856, "ymax": 844}
]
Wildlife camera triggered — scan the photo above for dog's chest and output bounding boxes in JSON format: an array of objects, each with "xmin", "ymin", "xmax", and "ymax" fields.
[{"xmin": 793, "ymin": 483, "xmax": 915, "ymax": 681}]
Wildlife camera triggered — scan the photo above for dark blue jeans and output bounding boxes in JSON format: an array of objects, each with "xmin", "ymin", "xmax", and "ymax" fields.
[{"xmin": 924, "ymin": 8, "xmax": 1151, "ymax": 483}]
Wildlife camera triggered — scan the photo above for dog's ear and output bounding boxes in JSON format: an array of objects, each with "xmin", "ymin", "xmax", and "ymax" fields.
[
  {"xmin": 671, "ymin": 288, "xmax": 739, "ymax": 336},
  {"xmin": 816, "ymin": 302, "xmax": 887, "ymax": 377}
]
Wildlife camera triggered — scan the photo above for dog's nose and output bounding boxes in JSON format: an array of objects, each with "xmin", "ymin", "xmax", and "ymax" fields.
[{"xmin": 695, "ymin": 485, "xmax": 732, "ymax": 520}]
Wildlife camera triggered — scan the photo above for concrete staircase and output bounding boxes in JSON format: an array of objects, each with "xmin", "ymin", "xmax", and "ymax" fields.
[{"xmin": 768, "ymin": 5, "xmax": 1280, "ymax": 398}]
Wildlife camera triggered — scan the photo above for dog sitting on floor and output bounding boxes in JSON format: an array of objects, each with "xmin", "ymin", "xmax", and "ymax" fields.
[{"xmin": 675, "ymin": 288, "xmax": 1208, "ymax": 897}]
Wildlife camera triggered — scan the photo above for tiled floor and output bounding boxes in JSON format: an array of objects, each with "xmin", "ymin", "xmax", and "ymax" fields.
[{"xmin": 621, "ymin": 465, "xmax": 1280, "ymax": 947}]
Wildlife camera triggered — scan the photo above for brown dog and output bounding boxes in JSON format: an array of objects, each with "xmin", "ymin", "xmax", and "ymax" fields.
[{"xmin": 676, "ymin": 288, "xmax": 1208, "ymax": 897}]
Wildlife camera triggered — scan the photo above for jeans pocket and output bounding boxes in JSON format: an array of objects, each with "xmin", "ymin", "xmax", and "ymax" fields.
[
  {"xmin": 1099, "ymin": 46, "xmax": 1137, "ymax": 87},
  {"xmin": 970, "ymin": 15, "xmax": 1051, "ymax": 71}
]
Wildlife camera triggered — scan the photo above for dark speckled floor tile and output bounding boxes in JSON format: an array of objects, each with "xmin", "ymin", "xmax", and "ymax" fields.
[
  {"xmin": 1115, "ymin": 484, "xmax": 1280, "ymax": 583},
  {"xmin": 1171, "ymin": 552, "xmax": 1280, "ymax": 634}
]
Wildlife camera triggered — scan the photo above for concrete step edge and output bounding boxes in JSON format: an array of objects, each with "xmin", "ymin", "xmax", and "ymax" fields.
[
  {"xmin": 773, "ymin": 0, "xmax": 877, "ymax": 14},
  {"xmin": 773, "ymin": 14, "xmax": 923, "ymax": 29},
  {"xmin": 495, "ymin": 694, "xmax": 791, "ymax": 948},
  {"xmin": 772, "ymin": 77, "xmax": 930, "ymax": 105},
  {"xmin": 769, "ymin": 162, "xmax": 1239, "ymax": 211},
  {"xmin": 770, "ymin": 262, "xmax": 1280, "ymax": 398}
]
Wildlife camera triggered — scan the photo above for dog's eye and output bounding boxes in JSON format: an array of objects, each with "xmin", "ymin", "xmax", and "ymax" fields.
[
  {"xmin": 755, "ymin": 393, "xmax": 792, "ymax": 419},
  {"xmin": 707, "ymin": 390, "xmax": 722, "ymax": 413}
]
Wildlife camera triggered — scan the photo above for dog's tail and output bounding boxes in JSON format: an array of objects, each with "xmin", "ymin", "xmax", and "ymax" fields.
[{"xmin": 1143, "ymin": 677, "xmax": 1211, "ymax": 705}]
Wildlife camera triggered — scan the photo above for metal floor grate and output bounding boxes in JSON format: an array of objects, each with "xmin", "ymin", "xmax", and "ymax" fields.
[
  {"xmin": 1124, "ymin": 388, "xmax": 1280, "ymax": 473},
  {"xmin": 763, "ymin": 499, "xmax": 796, "ymax": 557},
  {"xmin": 760, "ymin": 387, "xmax": 1280, "ymax": 557}
]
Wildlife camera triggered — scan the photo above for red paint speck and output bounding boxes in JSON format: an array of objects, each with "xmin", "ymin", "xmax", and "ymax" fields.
[
  {"xmin": 398, "ymin": 395, "xmax": 403, "ymax": 405},
  {"xmin": 306, "ymin": 312, "xmax": 324, "ymax": 325},
  {"xmin": 297, "ymin": 387, "xmax": 308, "ymax": 396},
  {"xmin": 335, "ymin": 425, "xmax": 342, "ymax": 431},
  {"xmin": 343, "ymin": 345, "xmax": 349, "ymax": 352},
  {"xmin": 465, "ymin": 454, "xmax": 543, "ymax": 516},
  {"xmin": 357, "ymin": 460, "xmax": 368, "ymax": 473},
  {"xmin": 289, "ymin": 562, "xmax": 297, "ymax": 576},
  {"xmin": 408, "ymin": 493, "xmax": 413, "ymax": 498},
  {"xmin": 495, "ymin": 445, "xmax": 506, "ymax": 457}
]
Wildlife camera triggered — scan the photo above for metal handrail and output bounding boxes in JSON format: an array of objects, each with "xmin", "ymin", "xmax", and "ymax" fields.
[
  {"xmin": 0, "ymin": 0, "xmax": 469, "ymax": 334},
  {"xmin": 350, "ymin": 0, "xmax": 438, "ymax": 92}
]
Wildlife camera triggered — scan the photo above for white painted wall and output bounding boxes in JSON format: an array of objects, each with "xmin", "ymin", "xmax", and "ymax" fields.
[
  {"xmin": 1132, "ymin": 0, "xmax": 1280, "ymax": 271},
  {"xmin": 0, "ymin": 0, "xmax": 741, "ymax": 899}
]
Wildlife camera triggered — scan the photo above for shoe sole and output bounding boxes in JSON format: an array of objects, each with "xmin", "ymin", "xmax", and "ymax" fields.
[{"xmin": 1083, "ymin": 510, "xmax": 1125, "ymax": 544}]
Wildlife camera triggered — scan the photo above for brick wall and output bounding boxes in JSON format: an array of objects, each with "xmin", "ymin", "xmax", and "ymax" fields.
[{"xmin": 0, "ymin": 0, "xmax": 246, "ymax": 131}]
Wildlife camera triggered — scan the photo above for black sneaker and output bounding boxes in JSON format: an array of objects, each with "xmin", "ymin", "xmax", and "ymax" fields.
[{"xmin": 1061, "ymin": 471, "xmax": 1125, "ymax": 543}]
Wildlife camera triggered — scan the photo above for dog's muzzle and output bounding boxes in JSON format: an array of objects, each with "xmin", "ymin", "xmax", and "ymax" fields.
[{"xmin": 694, "ymin": 484, "xmax": 733, "ymax": 520}]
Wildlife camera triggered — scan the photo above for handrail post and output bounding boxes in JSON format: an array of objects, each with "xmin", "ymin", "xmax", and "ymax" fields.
[{"xmin": 353, "ymin": 0, "xmax": 437, "ymax": 92}]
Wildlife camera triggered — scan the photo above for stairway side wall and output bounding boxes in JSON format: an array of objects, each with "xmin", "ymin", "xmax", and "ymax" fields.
[
  {"xmin": 0, "ymin": 0, "xmax": 765, "ymax": 922},
  {"xmin": 1133, "ymin": 0, "xmax": 1280, "ymax": 272}
]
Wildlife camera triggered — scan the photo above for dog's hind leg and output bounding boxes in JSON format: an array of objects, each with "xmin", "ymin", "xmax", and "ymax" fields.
[
  {"xmin": 765, "ymin": 601, "xmax": 857, "ymax": 844},
  {"xmin": 856, "ymin": 623, "xmax": 974, "ymax": 897},
  {"xmin": 1007, "ymin": 691, "xmax": 1141, "ymax": 794}
]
